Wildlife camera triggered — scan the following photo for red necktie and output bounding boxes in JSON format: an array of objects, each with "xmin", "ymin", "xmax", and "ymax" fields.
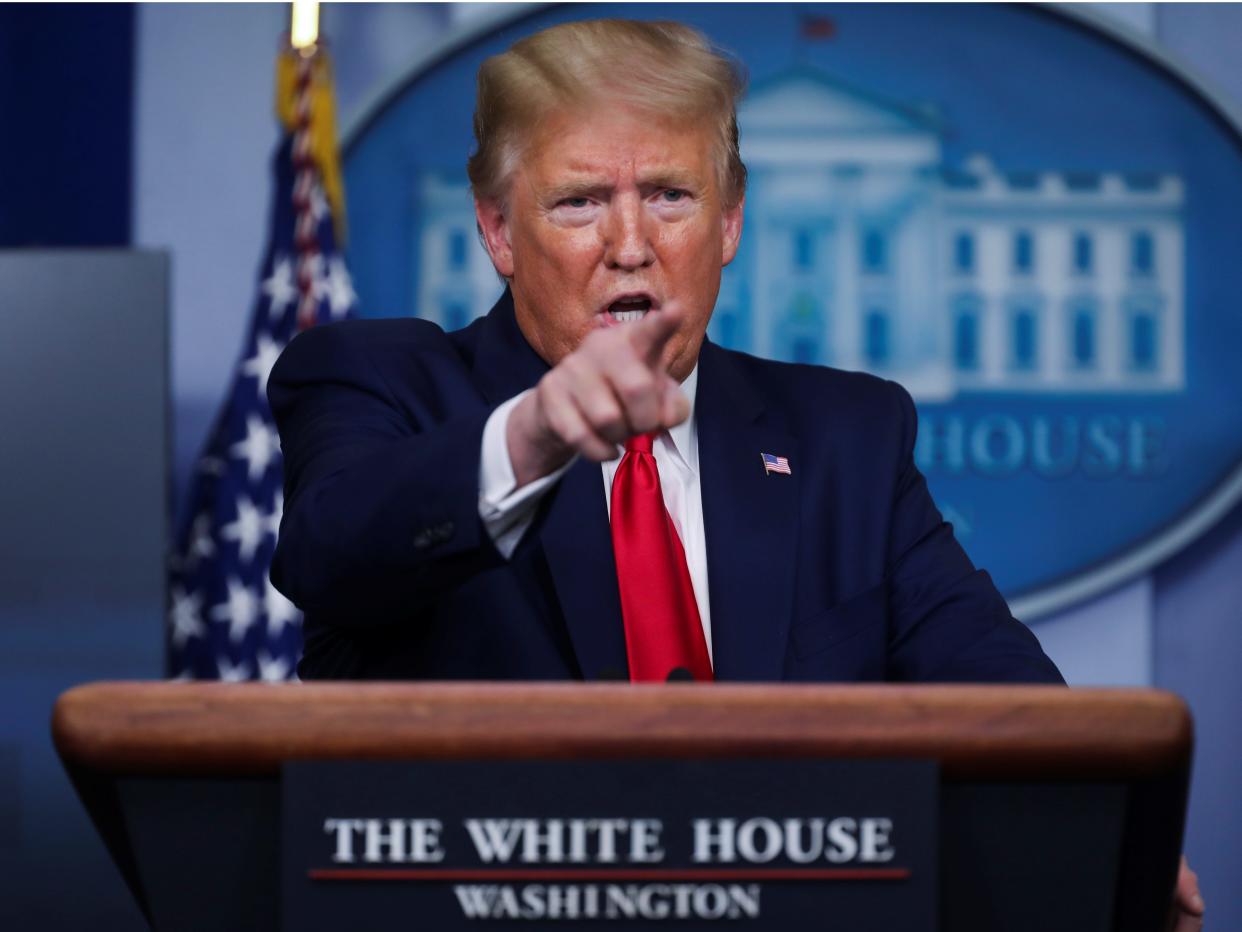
[{"xmin": 610, "ymin": 433, "xmax": 714, "ymax": 683}]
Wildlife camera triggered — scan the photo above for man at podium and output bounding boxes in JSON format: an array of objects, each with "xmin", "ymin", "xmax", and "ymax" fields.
[
  {"xmin": 264, "ymin": 20, "xmax": 1208, "ymax": 924},
  {"xmin": 268, "ymin": 18, "xmax": 1063, "ymax": 687}
]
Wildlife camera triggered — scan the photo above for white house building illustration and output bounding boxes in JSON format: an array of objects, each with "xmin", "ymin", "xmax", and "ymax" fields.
[
  {"xmin": 413, "ymin": 172, "xmax": 507, "ymax": 334},
  {"xmin": 413, "ymin": 69, "xmax": 1185, "ymax": 401}
]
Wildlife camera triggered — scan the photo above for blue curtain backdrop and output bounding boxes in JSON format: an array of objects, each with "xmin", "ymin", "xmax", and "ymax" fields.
[{"xmin": 0, "ymin": 4, "xmax": 133, "ymax": 246}]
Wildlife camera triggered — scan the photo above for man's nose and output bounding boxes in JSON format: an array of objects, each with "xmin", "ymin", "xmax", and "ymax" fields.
[{"xmin": 602, "ymin": 196, "xmax": 655, "ymax": 271}]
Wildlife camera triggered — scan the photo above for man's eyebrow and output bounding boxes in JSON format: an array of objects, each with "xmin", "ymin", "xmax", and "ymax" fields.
[
  {"xmin": 542, "ymin": 180, "xmax": 612, "ymax": 202},
  {"xmin": 638, "ymin": 170, "xmax": 700, "ymax": 190}
]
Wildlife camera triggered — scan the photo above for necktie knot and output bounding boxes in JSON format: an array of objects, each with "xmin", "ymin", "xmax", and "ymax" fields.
[{"xmin": 625, "ymin": 432, "xmax": 655, "ymax": 455}]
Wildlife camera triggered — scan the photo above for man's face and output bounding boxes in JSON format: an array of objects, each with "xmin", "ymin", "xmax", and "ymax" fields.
[{"xmin": 476, "ymin": 104, "xmax": 744, "ymax": 381}]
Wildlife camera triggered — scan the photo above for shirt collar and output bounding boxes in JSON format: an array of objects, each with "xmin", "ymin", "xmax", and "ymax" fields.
[{"xmin": 663, "ymin": 363, "xmax": 699, "ymax": 475}]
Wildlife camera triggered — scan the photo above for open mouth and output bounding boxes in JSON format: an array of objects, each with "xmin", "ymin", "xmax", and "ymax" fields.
[{"xmin": 604, "ymin": 294, "xmax": 657, "ymax": 324}]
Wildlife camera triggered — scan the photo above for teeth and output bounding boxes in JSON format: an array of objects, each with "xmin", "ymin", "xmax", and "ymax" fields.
[{"xmin": 609, "ymin": 310, "xmax": 648, "ymax": 323}]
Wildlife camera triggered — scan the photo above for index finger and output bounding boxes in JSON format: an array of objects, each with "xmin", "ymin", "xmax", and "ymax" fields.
[{"xmin": 625, "ymin": 305, "xmax": 683, "ymax": 369}]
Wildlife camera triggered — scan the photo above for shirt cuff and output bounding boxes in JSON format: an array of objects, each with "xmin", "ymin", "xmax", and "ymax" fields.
[{"xmin": 478, "ymin": 390, "xmax": 576, "ymax": 558}]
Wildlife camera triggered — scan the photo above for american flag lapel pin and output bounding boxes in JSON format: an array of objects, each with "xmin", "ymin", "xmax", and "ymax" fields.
[{"xmin": 761, "ymin": 452, "xmax": 792, "ymax": 476}]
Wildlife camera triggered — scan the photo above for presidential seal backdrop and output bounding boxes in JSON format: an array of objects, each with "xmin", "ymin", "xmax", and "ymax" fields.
[{"xmin": 337, "ymin": 3, "xmax": 1242, "ymax": 620}]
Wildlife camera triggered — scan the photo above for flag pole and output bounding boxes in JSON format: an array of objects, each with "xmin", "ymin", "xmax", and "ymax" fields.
[
  {"xmin": 289, "ymin": 1, "xmax": 323, "ymax": 329},
  {"xmin": 290, "ymin": 0, "xmax": 320, "ymax": 53}
]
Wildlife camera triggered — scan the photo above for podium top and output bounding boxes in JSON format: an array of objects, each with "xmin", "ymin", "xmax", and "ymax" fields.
[{"xmin": 52, "ymin": 682, "xmax": 1191, "ymax": 781}]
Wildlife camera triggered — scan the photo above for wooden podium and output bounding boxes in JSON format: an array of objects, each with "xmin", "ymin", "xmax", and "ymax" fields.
[{"xmin": 53, "ymin": 683, "xmax": 1191, "ymax": 931}]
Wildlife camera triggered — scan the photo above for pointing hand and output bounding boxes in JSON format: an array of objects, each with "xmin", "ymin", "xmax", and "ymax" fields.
[{"xmin": 507, "ymin": 307, "xmax": 690, "ymax": 487}]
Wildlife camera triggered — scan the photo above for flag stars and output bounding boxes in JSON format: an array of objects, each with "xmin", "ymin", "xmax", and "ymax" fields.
[
  {"xmin": 262, "ymin": 255, "xmax": 298, "ymax": 321},
  {"xmin": 265, "ymin": 575, "xmax": 300, "ymax": 639},
  {"xmin": 230, "ymin": 415, "xmax": 281, "ymax": 482},
  {"xmin": 308, "ymin": 184, "xmax": 330, "ymax": 224},
  {"xmin": 221, "ymin": 495, "xmax": 266, "ymax": 564},
  {"xmin": 168, "ymin": 586, "xmax": 206, "ymax": 647},
  {"xmin": 325, "ymin": 256, "xmax": 357, "ymax": 319},
  {"xmin": 189, "ymin": 512, "xmax": 216, "ymax": 563},
  {"xmin": 257, "ymin": 650, "xmax": 292, "ymax": 682},
  {"xmin": 216, "ymin": 655, "xmax": 251, "ymax": 682},
  {"xmin": 241, "ymin": 333, "xmax": 283, "ymax": 399},
  {"xmin": 211, "ymin": 577, "xmax": 261, "ymax": 643}
]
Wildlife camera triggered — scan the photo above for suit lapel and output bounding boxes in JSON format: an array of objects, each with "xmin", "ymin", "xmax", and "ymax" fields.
[
  {"xmin": 471, "ymin": 290, "xmax": 628, "ymax": 679},
  {"xmin": 697, "ymin": 342, "xmax": 800, "ymax": 681},
  {"xmin": 539, "ymin": 459, "xmax": 629, "ymax": 680},
  {"xmin": 472, "ymin": 288, "xmax": 551, "ymax": 406}
]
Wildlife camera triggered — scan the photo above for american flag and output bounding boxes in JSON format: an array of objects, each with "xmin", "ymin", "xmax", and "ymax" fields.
[
  {"xmin": 167, "ymin": 46, "xmax": 356, "ymax": 681},
  {"xmin": 761, "ymin": 452, "xmax": 792, "ymax": 476}
]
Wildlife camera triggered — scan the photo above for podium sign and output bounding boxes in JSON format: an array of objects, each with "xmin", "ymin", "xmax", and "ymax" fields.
[{"xmin": 282, "ymin": 759, "xmax": 938, "ymax": 930}]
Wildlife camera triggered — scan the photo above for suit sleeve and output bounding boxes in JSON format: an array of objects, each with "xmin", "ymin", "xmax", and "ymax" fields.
[
  {"xmin": 882, "ymin": 382, "xmax": 1065, "ymax": 684},
  {"xmin": 267, "ymin": 323, "xmax": 504, "ymax": 621}
]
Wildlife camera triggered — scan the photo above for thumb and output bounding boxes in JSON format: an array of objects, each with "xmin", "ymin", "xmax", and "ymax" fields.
[{"xmin": 657, "ymin": 373, "xmax": 691, "ymax": 429}]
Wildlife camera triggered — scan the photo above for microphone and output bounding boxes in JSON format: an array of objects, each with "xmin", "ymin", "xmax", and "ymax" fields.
[{"xmin": 666, "ymin": 667, "xmax": 695, "ymax": 683}]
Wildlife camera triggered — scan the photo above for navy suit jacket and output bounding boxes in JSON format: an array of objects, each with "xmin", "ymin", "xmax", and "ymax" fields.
[{"xmin": 268, "ymin": 290, "xmax": 1063, "ymax": 684}]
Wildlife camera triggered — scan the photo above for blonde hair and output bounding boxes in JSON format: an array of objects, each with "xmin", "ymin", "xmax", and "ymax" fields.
[{"xmin": 467, "ymin": 19, "xmax": 748, "ymax": 209}]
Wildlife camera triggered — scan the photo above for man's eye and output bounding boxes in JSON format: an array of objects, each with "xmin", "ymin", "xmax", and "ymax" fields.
[
  {"xmin": 559, "ymin": 197, "xmax": 591, "ymax": 209},
  {"xmin": 661, "ymin": 189, "xmax": 688, "ymax": 203}
]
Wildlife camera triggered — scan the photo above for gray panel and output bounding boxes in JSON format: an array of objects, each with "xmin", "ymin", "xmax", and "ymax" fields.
[
  {"xmin": 0, "ymin": 250, "xmax": 168, "ymax": 607},
  {"xmin": 0, "ymin": 250, "xmax": 167, "ymax": 930}
]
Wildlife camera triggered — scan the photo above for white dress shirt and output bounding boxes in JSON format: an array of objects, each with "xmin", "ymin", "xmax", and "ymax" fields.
[{"xmin": 476, "ymin": 366, "xmax": 713, "ymax": 662}]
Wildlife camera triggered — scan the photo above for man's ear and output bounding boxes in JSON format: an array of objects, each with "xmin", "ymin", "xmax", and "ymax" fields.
[
  {"xmin": 721, "ymin": 195, "xmax": 745, "ymax": 268},
  {"xmin": 474, "ymin": 197, "xmax": 515, "ymax": 278}
]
